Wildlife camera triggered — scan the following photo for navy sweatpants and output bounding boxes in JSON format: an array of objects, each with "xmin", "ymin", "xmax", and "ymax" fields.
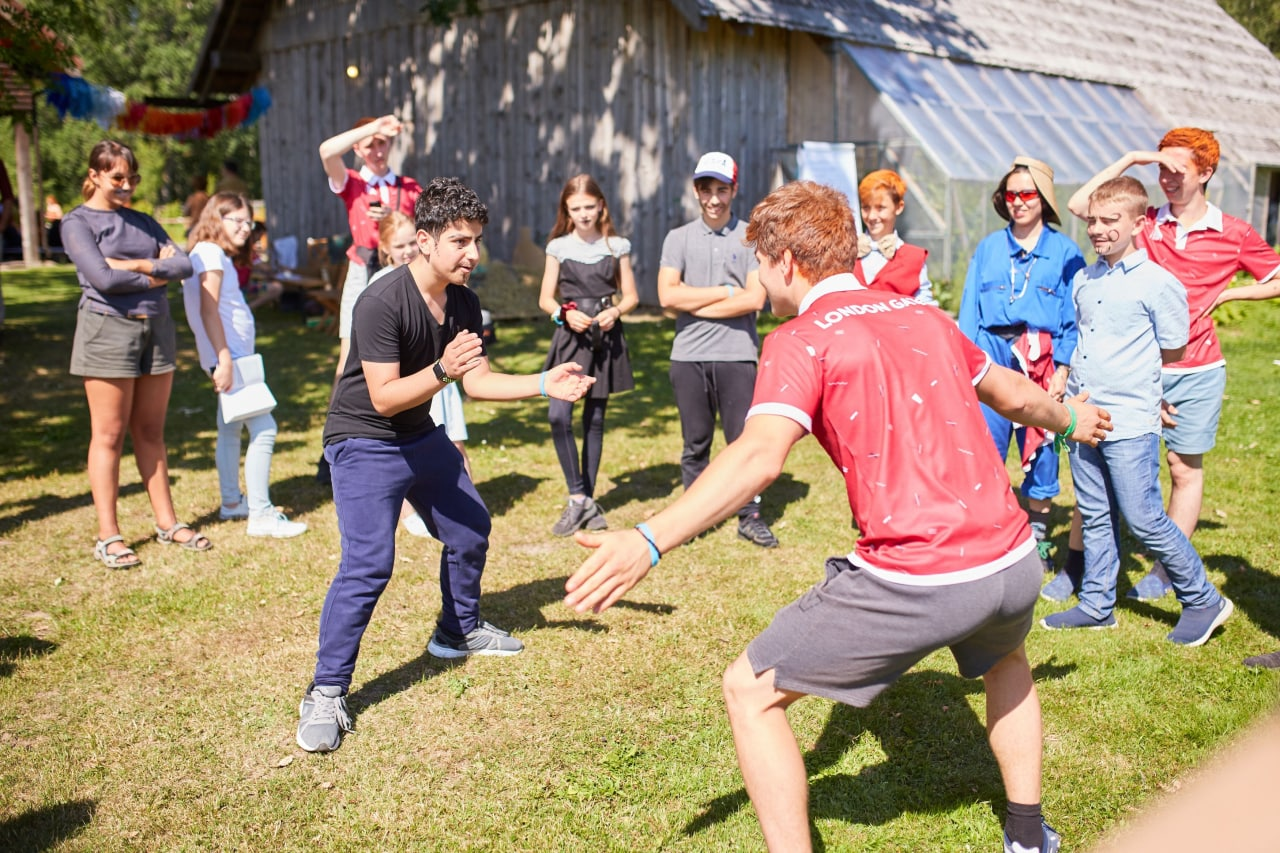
[{"xmin": 314, "ymin": 426, "xmax": 490, "ymax": 690}]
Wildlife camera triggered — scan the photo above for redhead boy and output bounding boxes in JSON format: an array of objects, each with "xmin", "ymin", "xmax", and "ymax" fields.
[{"xmin": 854, "ymin": 169, "xmax": 935, "ymax": 304}]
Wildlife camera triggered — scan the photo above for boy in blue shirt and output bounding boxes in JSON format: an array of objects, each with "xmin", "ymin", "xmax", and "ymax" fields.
[{"xmin": 1041, "ymin": 177, "xmax": 1231, "ymax": 646}]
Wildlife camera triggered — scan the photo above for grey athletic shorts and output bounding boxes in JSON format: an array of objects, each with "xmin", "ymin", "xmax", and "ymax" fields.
[
  {"xmin": 70, "ymin": 305, "xmax": 177, "ymax": 378},
  {"xmin": 746, "ymin": 550, "xmax": 1042, "ymax": 708}
]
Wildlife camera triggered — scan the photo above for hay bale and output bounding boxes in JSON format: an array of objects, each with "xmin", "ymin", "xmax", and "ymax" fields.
[{"xmin": 471, "ymin": 259, "xmax": 543, "ymax": 319}]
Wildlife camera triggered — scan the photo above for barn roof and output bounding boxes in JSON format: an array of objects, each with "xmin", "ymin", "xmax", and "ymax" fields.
[
  {"xmin": 190, "ymin": 0, "xmax": 1280, "ymax": 166},
  {"xmin": 695, "ymin": 0, "xmax": 1280, "ymax": 166}
]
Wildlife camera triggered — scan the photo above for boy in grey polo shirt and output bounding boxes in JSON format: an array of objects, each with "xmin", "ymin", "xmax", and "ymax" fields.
[
  {"xmin": 1041, "ymin": 177, "xmax": 1231, "ymax": 646},
  {"xmin": 657, "ymin": 152, "xmax": 776, "ymax": 547}
]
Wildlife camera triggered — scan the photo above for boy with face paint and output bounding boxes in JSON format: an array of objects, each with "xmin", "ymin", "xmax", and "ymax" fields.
[
  {"xmin": 296, "ymin": 178, "xmax": 595, "ymax": 753},
  {"xmin": 1040, "ymin": 177, "xmax": 1231, "ymax": 645}
]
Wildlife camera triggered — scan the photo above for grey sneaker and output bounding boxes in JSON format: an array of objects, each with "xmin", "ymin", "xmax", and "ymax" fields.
[
  {"xmin": 296, "ymin": 685, "xmax": 352, "ymax": 753},
  {"xmin": 428, "ymin": 620, "xmax": 524, "ymax": 659},
  {"xmin": 219, "ymin": 495, "xmax": 249, "ymax": 520},
  {"xmin": 247, "ymin": 511, "xmax": 308, "ymax": 539},
  {"xmin": 738, "ymin": 513, "xmax": 779, "ymax": 548},
  {"xmin": 551, "ymin": 498, "xmax": 602, "ymax": 536}
]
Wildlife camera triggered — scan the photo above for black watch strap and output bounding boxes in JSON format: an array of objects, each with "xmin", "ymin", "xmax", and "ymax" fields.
[{"xmin": 433, "ymin": 360, "xmax": 454, "ymax": 384}]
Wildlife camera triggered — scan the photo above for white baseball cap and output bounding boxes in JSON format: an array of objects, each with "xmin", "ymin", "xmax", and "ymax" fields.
[{"xmin": 693, "ymin": 152, "xmax": 737, "ymax": 186}]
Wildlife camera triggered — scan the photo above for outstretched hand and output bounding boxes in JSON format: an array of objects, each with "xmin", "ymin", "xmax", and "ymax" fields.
[
  {"xmin": 564, "ymin": 529, "xmax": 653, "ymax": 614},
  {"xmin": 543, "ymin": 362, "xmax": 596, "ymax": 401},
  {"xmin": 1066, "ymin": 392, "xmax": 1112, "ymax": 446}
]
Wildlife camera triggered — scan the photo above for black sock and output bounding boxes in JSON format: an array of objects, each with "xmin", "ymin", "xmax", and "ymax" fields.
[
  {"xmin": 1005, "ymin": 801, "xmax": 1043, "ymax": 850},
  {"xmin": 1066, "ymin": 547, "xmax": 1084, "ymax": 587}
]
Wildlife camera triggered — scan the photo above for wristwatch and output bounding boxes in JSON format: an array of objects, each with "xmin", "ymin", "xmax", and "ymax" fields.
[{"xmin": 433, "ymin": 360, "xmax": 454, "ymax": 384}]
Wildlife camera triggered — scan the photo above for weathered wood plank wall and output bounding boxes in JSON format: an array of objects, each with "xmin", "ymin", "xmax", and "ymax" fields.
[{"xmin": 257, "ymin": 0, "xmax": 789, "ymax": 303}]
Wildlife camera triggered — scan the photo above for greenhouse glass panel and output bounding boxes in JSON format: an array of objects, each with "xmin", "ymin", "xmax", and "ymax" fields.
[{"xmin": 846, "ymin": 43, "xmax": 1167, "ymax": 183}]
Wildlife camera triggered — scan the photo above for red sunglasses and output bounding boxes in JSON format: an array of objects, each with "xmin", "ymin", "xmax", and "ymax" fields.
[{"xmin": 1004, "ymin": 189, "xmax": 1040, "ymax": 203}]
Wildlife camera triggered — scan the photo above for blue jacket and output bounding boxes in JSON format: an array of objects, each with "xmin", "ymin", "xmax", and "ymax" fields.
[{"xmin": 958, "ymin": 226, "xmax": 1084, "ymax": 365}]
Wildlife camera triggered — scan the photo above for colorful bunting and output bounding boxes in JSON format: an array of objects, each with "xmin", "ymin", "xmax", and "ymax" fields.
[{"xmin": 44, "ymin": 72, "xmax": 271, "ymax": 139}]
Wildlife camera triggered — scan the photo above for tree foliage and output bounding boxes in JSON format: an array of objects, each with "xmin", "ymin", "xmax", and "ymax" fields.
[
  {"xmin": 1, "ymin": 0, "xmax": 258, "ymax": 217},
  {"xmin": 1218, "ymin": 0, "xmax": 1280, "ymax": 56}
]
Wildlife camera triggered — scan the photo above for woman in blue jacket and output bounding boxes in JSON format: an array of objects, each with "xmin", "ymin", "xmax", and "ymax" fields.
[{"xmin": 958, "ymin": 156, "xmax": 1084, "ymax": 559}]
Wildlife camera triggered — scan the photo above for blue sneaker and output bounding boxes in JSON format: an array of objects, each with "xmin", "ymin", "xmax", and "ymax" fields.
[
  {"xmin": 1126, "ymin": 564, "xmax": 1172, "ymax": 600},
  {"xmin": 1039, "ymin": 570, "xmax": 1078, "ymax": 602},
  {"xmin": 1041, "ymin": 606, "xmax": 1116, "ymax": 631},
  {"xmin": 1004, "ymin": 818, "xmax": 1061, "ymax": 853},
  {"xmin": 1168, "ymin": 597, "xmax": 1233, "ymax": 647}
]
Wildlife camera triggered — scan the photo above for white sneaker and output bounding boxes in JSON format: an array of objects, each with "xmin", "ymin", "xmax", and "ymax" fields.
[
  {"xmin": 402, "ymin": 512, "xmax": 435, "ymax": 539},
  {"xmin": 247, "ymin": 511, "xmax": 308, "ymax": 539},
  {"xmin": 219, "ymin": 495, "xmax": 250, "ymax": 520}
]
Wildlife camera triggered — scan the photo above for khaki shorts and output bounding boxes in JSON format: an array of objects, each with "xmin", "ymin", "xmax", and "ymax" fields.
[
  {"xmin": 747, "ymin": 550, "xmax": 1042, "ymax": 708},
  {"xmin": 70, "ymin": 305, "xmax": 177, "ymax": 378}
]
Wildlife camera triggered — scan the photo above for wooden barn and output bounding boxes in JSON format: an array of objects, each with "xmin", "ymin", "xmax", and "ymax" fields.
[{"xmin": 191, "ymin": 0, "xmax": 1280, "ymax": 302}]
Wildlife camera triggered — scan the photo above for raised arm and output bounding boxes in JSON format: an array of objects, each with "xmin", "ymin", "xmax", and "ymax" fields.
[
  {"xmin": 318, "ymin": 114, "xmax": 402, "ymax": 187},
  {"xmin": 1066, "ymin": 150, "xmax": 1183, "ymax": 219}
]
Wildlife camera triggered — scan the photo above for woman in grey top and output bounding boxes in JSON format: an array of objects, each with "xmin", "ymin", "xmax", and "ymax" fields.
[{"xmin": 63, "ymin": 140, "xmax": 211, "ymax": 568}]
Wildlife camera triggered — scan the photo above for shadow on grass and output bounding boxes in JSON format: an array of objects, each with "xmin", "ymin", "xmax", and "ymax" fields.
[
  {"xmin": 348, "ymin": 574, "xmax": 643, "ymax": 715},
  {"xmin": 0, "ymin": 635, "xmax": 58, "ymax": 678},
  {"xmin": 0, "ymin": 482, "xmax": 148, "ymax": 540},
  {"xmin": 0, "ymin": 799, "xmax": 96, "ymax": 852},
  {"xmin": 1217, "ymin": 554, "xmax": 1280, "ymax": 640},
  {"xmin": 476, "ymin": 472, "xmax": 544, "ymax": 518},
  {"xmin": 682, "ymin": 661, "xmax": 1075, "ymax": 846}
]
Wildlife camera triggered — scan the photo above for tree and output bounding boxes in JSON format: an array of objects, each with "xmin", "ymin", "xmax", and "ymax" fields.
[
  {"xmin": 1, "ymin": 0, "xmax": 259, "ymax": 217},
  {"xmin": 1218, "ymin": 0, "xmax": 1280, "ymax": 56}
]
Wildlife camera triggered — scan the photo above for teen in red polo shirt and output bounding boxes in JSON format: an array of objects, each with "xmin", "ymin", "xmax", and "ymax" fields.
[{"xmin": 566, "ymin": 181, "xmax": 1111, "ymax": 853}]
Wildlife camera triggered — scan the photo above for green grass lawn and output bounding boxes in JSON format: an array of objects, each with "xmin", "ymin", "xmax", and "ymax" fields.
[{"xmin": 1, "ymin": 265, "xmax": 1277, "ymax": 851}]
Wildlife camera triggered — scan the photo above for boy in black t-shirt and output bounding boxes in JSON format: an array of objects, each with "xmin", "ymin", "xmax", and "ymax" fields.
[{"xmin": 297, "ymin": 178, "xmax": 594, "ymax": 753}]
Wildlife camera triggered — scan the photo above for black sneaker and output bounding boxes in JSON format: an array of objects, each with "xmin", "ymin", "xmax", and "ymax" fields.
[
  {"xmin": 427, "ymin": 620, "xmax": 524, "ymax": 659},
  {"xmin": 551, "ymin": 498, "xmax": 603, "ymax": 536},
  {"xmin": 738, "ymin": 513, "xmax": 778, "ymax": 548}
]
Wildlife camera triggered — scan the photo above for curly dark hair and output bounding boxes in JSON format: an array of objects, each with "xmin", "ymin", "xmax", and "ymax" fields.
[{"xmin": 414, "ymin": 177, "xmax": 488, "ymax": 238}]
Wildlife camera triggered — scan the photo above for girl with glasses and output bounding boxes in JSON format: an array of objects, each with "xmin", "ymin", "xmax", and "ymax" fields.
[
  {"xmin": 957, "ymin": 156, "xmax": 1085, "ymax": 568},
  {"xmin": 62, "ymin": 139, "xmax": 209, "ymax": 567},
  {"xmin": 182, "ymin": 193, "xmax": 307, "ymax": 539}
]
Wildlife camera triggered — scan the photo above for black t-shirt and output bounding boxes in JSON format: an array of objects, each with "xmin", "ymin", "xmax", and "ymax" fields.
[{"xmin": 323, "ymin": 266, "xmax": 485, "ymax": 445}]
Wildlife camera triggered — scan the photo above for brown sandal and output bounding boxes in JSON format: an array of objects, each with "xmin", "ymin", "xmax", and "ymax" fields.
[{"xmin": 155, "ymin": 522, "xmax": 212, "ymax": 551}]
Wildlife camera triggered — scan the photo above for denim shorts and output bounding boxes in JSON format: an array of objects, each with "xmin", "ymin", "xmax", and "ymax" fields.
[
  {"xmin": 746, "ymin": 550, "xmax": 1042, "ymax": 708},
  {"xmin": 1160, "ymin": 366, "xmax": 1226, "ymax": 454},
  {"xmin": 70, "ymin": 305, "xmax": 177, "ymax": 378}
]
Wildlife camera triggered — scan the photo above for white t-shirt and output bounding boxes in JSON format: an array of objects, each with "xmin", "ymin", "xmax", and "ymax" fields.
[{"xmin": 183, "ymin": 241, "xmax": 256, "ymax": 369}]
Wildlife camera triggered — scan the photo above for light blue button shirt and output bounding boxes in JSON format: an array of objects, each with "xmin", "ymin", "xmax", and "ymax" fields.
[{"xmin": 1066, "ymin": 249, "xmax": 1188, "ymax": 440}]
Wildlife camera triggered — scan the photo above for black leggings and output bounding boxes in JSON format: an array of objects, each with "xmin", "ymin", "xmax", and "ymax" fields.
[{"xmin": 549, "ymin": 396, "xmax": 608, "ymax": 497}]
